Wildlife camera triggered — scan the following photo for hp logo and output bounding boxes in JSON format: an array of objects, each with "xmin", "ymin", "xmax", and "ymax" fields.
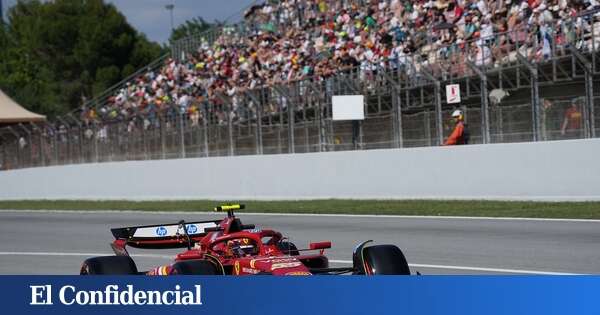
[
  {"xmin": 186, "ymin": 224, "xmax": 198, "ymax": 234},
  {"xmin": 155, "ymin": 226, "xmax": 168, "ymax": 236}
]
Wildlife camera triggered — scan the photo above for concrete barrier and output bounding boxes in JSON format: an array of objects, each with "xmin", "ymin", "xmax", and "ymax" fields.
[{"xmin": 0, "ymin": 139, "xmax": 599, "ymax": 201}]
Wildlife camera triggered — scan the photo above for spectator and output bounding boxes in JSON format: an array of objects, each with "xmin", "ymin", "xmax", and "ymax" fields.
[
  {"xmin": 561, "ymin": 101, "xmax": 583, "ymax": 138},
  {"xmin": 444, "ymin": 109, "xmax": 469, "ymax": 145},
  {"xmin": 18, "ymin": 137, "xmax": 27, "ymax": 149},
  {"xmin": 78, "ymin": 0, "xmax": 594, "ymax": 137}
]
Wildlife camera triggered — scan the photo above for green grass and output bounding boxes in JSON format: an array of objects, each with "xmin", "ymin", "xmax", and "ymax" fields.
[{"xmin": 0, "ymin": 200, "xmax": 599, "ymax": 219}]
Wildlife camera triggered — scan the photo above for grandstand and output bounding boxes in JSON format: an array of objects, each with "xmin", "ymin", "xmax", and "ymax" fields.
[{"xmin": 1, "ymin": 0, "xmax": 600, "ymax": 170}]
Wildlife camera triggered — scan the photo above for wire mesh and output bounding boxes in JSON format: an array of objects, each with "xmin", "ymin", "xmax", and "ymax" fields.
[{"xmin": 4, "ymin": 15, "xmax": 600, "ymax": 169}]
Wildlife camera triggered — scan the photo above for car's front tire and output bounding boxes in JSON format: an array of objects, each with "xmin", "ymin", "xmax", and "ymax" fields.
[
  {"xmin": 353, "ymin": 242, "xmax": 411, "ymax": 275},
  {"xmin": 80, "ymin": 256, "xmax": 138, "ymax": 275},
  {"xmin": 361, "ymin": 245, "xmax": 411, "ymax": 275}
]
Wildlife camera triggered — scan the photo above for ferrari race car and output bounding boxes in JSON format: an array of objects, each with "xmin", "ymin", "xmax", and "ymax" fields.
[{"xmin": 80, "ymin": 205, "xmax": 411, "ymax": 276}]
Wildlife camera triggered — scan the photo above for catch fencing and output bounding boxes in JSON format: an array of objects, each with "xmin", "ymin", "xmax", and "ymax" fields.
[
  {"xmin": 2, "ymin": 12, "xmax": 600, "ymax": 170},
  {"xmin": 0, "ymin": 96, "xmax": 591, "ymax": 170}
]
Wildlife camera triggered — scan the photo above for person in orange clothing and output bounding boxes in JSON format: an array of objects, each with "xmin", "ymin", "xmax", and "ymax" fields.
[
  {"xmin": 444, "ymin": 109, "xmax": 469, "ymax": 145},
  {"xmin": 561, "ymin": 102, "xmax": 582, "ymax": 139}
]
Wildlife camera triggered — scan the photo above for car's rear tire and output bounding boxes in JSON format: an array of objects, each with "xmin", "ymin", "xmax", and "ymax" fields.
[
  {"xmin": 277, "ymin": 241, "xmax": 299, "ymax": 256},
  {"xmin": 169, "ymin": 260, "xmax": 221, "ymax": 275},
  {"xmin": 362, "ymin": 245, "xmax": 410, "ymax": 275},
  {"xmin": 80, "ymin": 256, "xmax": 138, "ymax": 275}
]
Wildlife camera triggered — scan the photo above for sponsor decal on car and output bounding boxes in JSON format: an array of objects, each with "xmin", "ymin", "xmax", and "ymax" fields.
[
  {"xmin": 285, "ymin": 271, "xmax": 312, "ymax": 276},
  {"xmin": 186, "ymin": 224, "xmax": 198, "ymax": 234},
  {"xmin": 271, "ymin": 262, "xmax": 302, "ymax": 270},
  {"xmin": 242, "ymin": 268, "xmax": 260, "ymax": 274},
  {"xmin": 234, "ymin": 261, "xmax": 240, "ymax": 275},
  {"xmin": 133, "ymin": 223, "xmax": 218, "ymax": 238},
  {"xmin": 147, "ymin": 266, "xmax": 170, "ymax": 276},
  {"xmin": 254, "ymin": 257, "xmax": 297, "ymax": 264},
  {"xmin": 155, "ymin": 226, "xmax": 167, "ymax": 236}
]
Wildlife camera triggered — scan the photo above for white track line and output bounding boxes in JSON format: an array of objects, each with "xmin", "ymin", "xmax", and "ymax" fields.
[
  {"xmin": 1, "ymin": 209, "xmax": 599, "ymax": 223},
  {"xmin": 0, "ymin": 252, "xmax": 580, "ymax": 275},
  {"xmin": 329, "ymin": 260, "xmax": 580, "ymax": 275},
  {"xmin": 0, "ymin": 251, "xmax": 172, "ymax": 259}
]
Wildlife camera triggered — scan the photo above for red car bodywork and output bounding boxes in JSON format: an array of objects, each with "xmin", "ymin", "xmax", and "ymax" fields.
[{"xmin": 110, "ymin": 209, "xmax": 332, "ymax": 276}]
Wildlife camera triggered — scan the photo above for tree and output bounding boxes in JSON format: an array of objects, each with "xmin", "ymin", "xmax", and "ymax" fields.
[
  {"xmin": 168, "ymin": 17, "xmax": 213, "ymax": 44},
  {"xmin": 0, "ymin": 0, "xmax": 165, "ymax": 118}
]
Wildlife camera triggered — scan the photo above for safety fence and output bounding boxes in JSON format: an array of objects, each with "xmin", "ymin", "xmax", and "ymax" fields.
[
  {"xmin": 2, "ymin": 11, "xmax": 600, "ymax": 170},
  {"xmin": 0, "ymin": 93, "xmax": 592, "ymax": 171}
]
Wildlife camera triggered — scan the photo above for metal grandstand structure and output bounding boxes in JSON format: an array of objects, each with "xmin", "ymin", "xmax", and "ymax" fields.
[{"xmin": 1, "ymin": 12, "xmax": 600, "ymax": 170}]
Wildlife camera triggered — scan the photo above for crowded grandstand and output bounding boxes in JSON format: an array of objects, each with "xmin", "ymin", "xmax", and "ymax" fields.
[
  {"xmin": 1, "ymin": 0, "xmax": 599, "ymax": 169},
  {"xmin": 84, "ymin": 0, "xmax": 593, "ymax": 122}
]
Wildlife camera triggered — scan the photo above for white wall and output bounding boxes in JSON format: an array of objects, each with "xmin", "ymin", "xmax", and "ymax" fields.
[{"xmin": 1, "ymin": 139, "xmax": 599, "ymax": 201}]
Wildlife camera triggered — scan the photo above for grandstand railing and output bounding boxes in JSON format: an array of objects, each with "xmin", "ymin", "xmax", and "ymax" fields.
[{"xmin": 2, "ymin": 12, "xmax": 600, "ymax": 170}]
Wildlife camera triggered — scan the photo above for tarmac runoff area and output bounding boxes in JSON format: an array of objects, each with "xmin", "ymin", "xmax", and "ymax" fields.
[{"xmin": 0, "ymin": 210, "xmax": 599, "ymax": 275}]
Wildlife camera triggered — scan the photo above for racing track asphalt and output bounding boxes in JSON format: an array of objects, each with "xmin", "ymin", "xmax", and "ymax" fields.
[{"xmin": 0, "ymin": 211, "xmax": 599, "ymax": 275}]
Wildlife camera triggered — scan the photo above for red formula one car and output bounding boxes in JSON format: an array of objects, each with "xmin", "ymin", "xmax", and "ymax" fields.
[{"xmin": 80, "ymin": 205, "xmax": 411, "ymax": 276}]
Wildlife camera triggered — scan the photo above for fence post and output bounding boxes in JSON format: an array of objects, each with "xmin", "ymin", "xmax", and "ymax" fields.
[
  {"xmin": 2, "ymin": 131, "xmax": 12, "ymax": 168},
  {"xmin": 158, "ymin": 114, "xmax": 166, "ymax": 160},
  {"xmin": 303, "ymin": 107, "xmax": 309, "ymax": 152},
  {"xmin": 178, "ymin": 109, "xmax": 186, "ymax": 159},
  {"xmin": 214, "ymin": 92, "xmax": 235, "ymax": 156},
  {"xmin": 302, "ymin": 79, "xmax": 321, "ymax": 152},
  {"xmin": 67, "ymin": 114, "xmax": 83, "ymax": 163},
  {"xmin": 434, "ymin": 82, "xmax": 443, "ymax": 145},
  {"xmin": 27, "ymin": 123, "xmax": 41, "ymax": 167},
  {"xmin": 541, "ymin": 100, "xmax": 548, "ymax": 141},
  {"xmin": 17, "ymin": 124, "xmax": 33, "ymax": 167},
  {"xmin": 318, "ymin": 82, "xmax": 327, "ymax": 152},
  {"xmin": 303, "ymin": 79, "xmax": 323, "ymax": 152},
  {"xmin": 202, "ymin": 103, "xmax": 209, "ymax": 157},
  {"xmin": 124, "ymin": 121, "xmax": 131, "ymax": 161},
  {"xmin": 228, "ymin": 101, "xmax": 235, "ymax": 156},
  {"xmin": 108, "ymin": 123, "xmax": 115, "ymax": 162},
  {"xmin": 0, "ymin": 133, "xmax": 11, "ymax": 170},
  {"xmin": 36, "ymin": 124, "xmax": 46, "ymax": 166},
  {"xmin": 256, "ymin": 90, "xmax": 264, "ymax": 155},
  {"xmin": 277, "ymin": 98, "xmax": 283, "ymax": 154},
  {"xmin": 420, "ymin": 69, "xmax": 443, "ymax": 145},
  {"xmin": 0, "ymin": 135, "xmax": 6, "ymax": 170},
  {"xmin": 587, "ymin": 74, "xmax": 596, "ymax": 138},
  {"xmin": 379, "ymin": 68, "xmax": 404, "ymax": 148},
  {"xmin": 424, "ymin": 111, "xmax": 432, "ymax": 146},
  {"xmin": 495, "ymin": 106, "xmax": 504, "ymax": 143},
  {"xmin": 140, "ymin": 118, "xmax": 148, "ymax": 160},
  {"xmin": 394, "ymin": 88, "xmax": 404, "ymax": 148},
  {"xmin": 517, "ymin": 53, "xmax": 541, "ymax": 141},
  {"xmin": 245, "ymin": 89, "xmax": 264, "ymax": 155},
  {"xmin": 570, "ymin": 47, "xmax": 594, "ymax": 138},
  {"xmin": 49, "ymin": 125, "xmax": 58, "ymax": 164},
  {"xmin": 287, "ymin": 85, "xmax": 296, "ymax": 154},
  {"xmin": 6, "ymin": 127, "xmax": 22, "ymax": 168},
  {"xmin": 93, "ymin": 124, "xmax": 99, "ymax": 162},
  {"xmin": 467, "ymin": 61, "xmax": 491, "ymax": 143},
  {"xmin": 273, "ymin": 85, "xmax": 295, "ymax": 153},
  {"xmin": 57, "ymin": 117, "xmax": 73, "ymax": 163}
]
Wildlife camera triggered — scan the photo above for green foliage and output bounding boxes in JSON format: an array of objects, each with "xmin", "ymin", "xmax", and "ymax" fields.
[
  {"xmin": 0, "ymin": 0, "xmax": 164, "ymax": 118},
  {"xmin": 168, "ymin": 17, "xmax": 213, "ymax": 44},
  {"xmin": 93, "ymin": 65, "xmax": 121, "ymax": 96}
]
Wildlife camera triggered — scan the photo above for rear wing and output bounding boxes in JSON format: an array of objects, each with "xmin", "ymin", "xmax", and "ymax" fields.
[{"xmin": 111, "ymin": 220, "xmax": 221, "ymax": 249}]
